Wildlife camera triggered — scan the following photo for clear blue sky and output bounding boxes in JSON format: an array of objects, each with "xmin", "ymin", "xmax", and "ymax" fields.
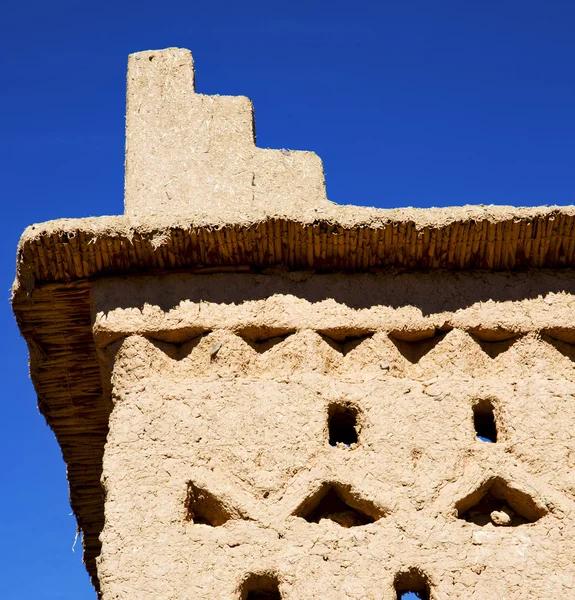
[{"xmin": 1, "ymin": 1, "xmax": 574, "ymax": 598}]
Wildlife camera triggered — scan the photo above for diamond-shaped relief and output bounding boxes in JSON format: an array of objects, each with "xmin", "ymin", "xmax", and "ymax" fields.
[
  {"xmin": 107, "ymin": 327, "xmax": 567, "ymax": 537},
  {"xmin": 174, "ymin": 379, "xmax": 325, "ymax": 496},
  {"xmin": 392, "ymin": 329, "xmax": 494, "ymax": 380},
  {"xmin": 234, "ymin": 330, "xmax": 343, "ymax": 375},
  {"xmin": 491, "ymin": 333, "xmax": 575, "ymax": 380}
]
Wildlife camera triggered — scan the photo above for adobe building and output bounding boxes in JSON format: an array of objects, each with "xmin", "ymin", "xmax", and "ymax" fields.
[{"xmin": 12, "ymin": 48, "xmax": 575, "ymax": 599}]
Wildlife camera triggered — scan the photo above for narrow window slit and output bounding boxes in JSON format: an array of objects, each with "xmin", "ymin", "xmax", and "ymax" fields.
[
  {"xmin": 473, "ymin": 400, "xmax": 497, "ymax": 443},
  {"xmin": 394, "ymin": 569, "xmax": 430, "ymax": 600},
  {"xmin": 328, "ymin": 403, "xmax": 359, "ymax": 446}
]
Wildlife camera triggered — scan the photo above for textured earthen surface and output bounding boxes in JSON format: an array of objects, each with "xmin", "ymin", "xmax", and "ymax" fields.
[
  {"xmin": 125, "ymin": 48, "xmax": 329, "ymax": 218},
  {"xmin": 93, "ymin": 271, "xmax": 575, "ymax": 599}
]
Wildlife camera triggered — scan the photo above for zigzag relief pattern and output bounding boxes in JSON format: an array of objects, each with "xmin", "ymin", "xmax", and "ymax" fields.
[
  {"xmin": 199, "ymin": 481, "xmax": 552, "ymax": 531},
  {"xmin": 104, "ymin": 325, "xmax": 575, "ymax": 598},
  {"xmin": 91, "ymin": 275, "xmax": 575, "ymax": 598},
  {"xmin": 182, "ymin": 474, "xmax": 391, "ymax": 530},
  {"xmin": 106, "ymin": 327, "xmax": 575, "ymax": 383},
  {"xmin": 108, "ymin": 352, "xmax": 574, "ymax": 524},
  {"xmin": 106, "ymin": 323, "xmax": 575, "ymax": 506},
  {"xmin": 180, "ymin": 449, "xmax": 563, "ymax": 532}
]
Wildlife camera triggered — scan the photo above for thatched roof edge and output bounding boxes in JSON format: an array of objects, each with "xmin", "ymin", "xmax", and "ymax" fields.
[
  {"xmin": 13, "ymin": 206, "xmax": 575, "ymax": 296},
  {"xmin": 11, "ymin": 204, "xmax": 575, "ymax": 592}
]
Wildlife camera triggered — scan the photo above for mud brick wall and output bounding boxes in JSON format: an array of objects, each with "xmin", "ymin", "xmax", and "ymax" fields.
[{"xmin": 92, "ymin": 270, "xmax": 575, "ymax": 599}]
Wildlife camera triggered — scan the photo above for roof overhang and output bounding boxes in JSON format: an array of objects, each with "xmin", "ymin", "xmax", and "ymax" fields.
[
  {"xmin": 12, "ymin": 206, "xmax": 575, "ymax": 591},
  {"xmin": 14, "ymin": 206, "xmax": 575, "ymax": 290}
]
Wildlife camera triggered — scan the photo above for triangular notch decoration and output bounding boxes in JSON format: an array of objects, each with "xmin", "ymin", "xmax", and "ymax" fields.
[
  {"xmin": 389, "ymin": 329, "xmax": 450, "ymax": 363},
  {"xmin": 148, "ymin": 330, "xmax": 210, "ymax": 360},
  {"xmin": 468, "ymin": 329, "xmax": 519, "ymax": 359},
  {"xmin": 543, "ymin": 332, "xmax": 575, "ymax": 362},
  {"xmin": 242, "ymin": 332, "xmax": 296, "ymax": 353},
  {"xmin": 544, "ymin": 327, "xmax": 575, "ymax": 345},
  {"xmin": 319, "ymin": 330, "xmax": 374, "ymax": 356},
  {"xmin": 293, "ymin": 482, "xmax": 385, "ymax": 527},
  {"xmin": 185, "ymin": 481, "xmax": 244, "ymax": 526},
  {"xmin": 455, "ymin": 476, "xmax": 546, "ymax": 527}
]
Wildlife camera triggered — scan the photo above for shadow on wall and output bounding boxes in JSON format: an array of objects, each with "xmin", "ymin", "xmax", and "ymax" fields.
[{"xmin": 94, "ymin": 270, "xmax": 575, "ymax": 315}]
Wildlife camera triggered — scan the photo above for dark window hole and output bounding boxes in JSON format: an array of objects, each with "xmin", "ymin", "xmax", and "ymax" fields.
[
  {"xmin": 247, "ymin": 592, "xmax": 281, "ymax": 600},
  {"xmin": 293, "ymin": 483, "xmax": 383, "ymax": 528},
  {"xmin": 473, "ymin": 400, "xmax": 497, "ymax": 443},
  {"xmin": 328, "ymin": 403, "xmax": 358, "ymax": 446},
  {"xmin": 395, "ymin": 568, "xmax": 430, "ymax": 600},
  {"xmin": 241, "ymin": 573, "xmax": 282, "ymax": 600}
]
